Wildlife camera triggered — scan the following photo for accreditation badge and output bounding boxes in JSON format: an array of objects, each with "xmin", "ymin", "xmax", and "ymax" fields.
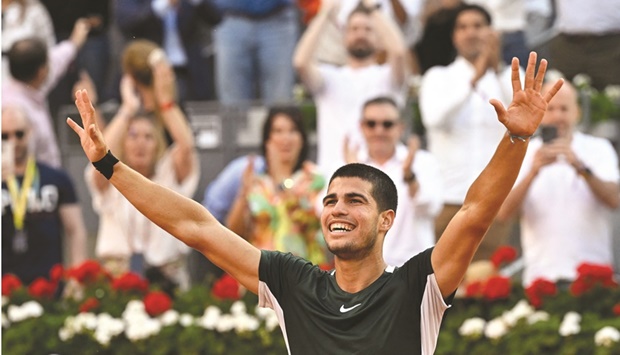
[{"xmin": 13, "ymin": 229, "xmax": 28, "ymax": 253}]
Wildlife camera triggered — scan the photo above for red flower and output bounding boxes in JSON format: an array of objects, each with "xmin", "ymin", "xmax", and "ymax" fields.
[
  {"xmin": 49, "ymin": 264, "xmax": 64, "ymax": 283},
  {"xmin": 570, "ymin": 262, "xmax": 618, "ymax": 296},
  {"xmin": 465, "ymin": 281, "xmax": 484, "ymax": 298},
  {"xmin": 28, "ymin": 277, "xmax": 57, "ymax": 299},
  {"xmin": 525, "ymin": 278, "xmax": 557, "ymax": 308},
  {"xmin": 2, "ymin": 274, "xmax": 23, "ymax": 296},
  {"xmin": 482, "ymin": 276, "xmax": 512, "ymax": 301},
  {"xmin": 79, "ymin": 297, "xmax": 100, "ymax": 313},
  {"xmin": 112, "ymin": 272, "xmax": 149, "ymax": 293},
  {"xmin": 613, "ymin": 303, "xmax": 620, "ymax": 316},
  {"xmin": 490, "ymin": 246, "xmax": 517, "ymax": 268},
  {"xmin": 144, "ymin": 291, "xmax": 172, "ymax": 317},
  {"xmin": 66, "ymin": 260, "xmax": 106, "ymax": 284},
  {"xmin": 212, "ymin": 274, "xmax": 241, "ymax": 300}
]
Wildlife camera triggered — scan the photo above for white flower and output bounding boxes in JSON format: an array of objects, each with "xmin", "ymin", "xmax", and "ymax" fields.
[
  {"xmin": 595, "ymin": 326, "xmax": 620, "ymax": 347},
  {"xmin": 527, "ymin": 311, "xmax": 550, "ymax": 325},
  {"xmin": 94, "ymin": 329, "xmax": 112, "ymax": 346},
  {"xmin": 125, "ymin": 317, "xmax": 161, "ymax": 342},
  {"xmin": 73, "ymin": 312, "xmax": 98, "ymax": 332},
  {"xmin": 458, "ymin": 317, "xmax": 486, "ymax": 337},
  {"xmin": 255, "ymin": 306, "xmax": 276, "ymax": 320},
  {"xmin": 572, "ymin": 73, "xmax": 592, "ymax": 87},
  {"xmin": 20, "ymin": 301, "xmax": 43, "ymax": 319},
  {"xmin": 265, "ymin": 314, "xmax": 280, "ymax": 332},
  {"xmin": 179, "ymin": 313, "xmax": 194, "ymax": 327},
  {"xmin": 604, "ymin": 85, "xmax": 620, "ymax": 101},
  {"xmin": 159, "ymin": 309, "xmax": 179, "ymax": 326},
  {"xmin": 197, "ymin": 306, "xmax": 221, "ymax": 330},
  {"xmin": 216, "ymin": 314, "xmax": 235, "ymax": 333},
  {"xmin": 7, "ymin": 305, "xmax": 26, "ymax": 323},
  {"xmin": 234, "ymin": 313, "xmax": 259, "ymax": 333},
  {"xmin": 484, "ymin": 318, "xmax": 508, "ymax": 340},
  {"xmin": 559, "ymin": 312, "xmax": 581, "ymax": 337},
  {"xmin": 96, "ymin": 313, "xmax": 124, "ymax": 337},
  {"xmin": 230, "ymin": 301, "xmax": 247, "ymax": 316},
  {"xmin": 58, "ymin": 327, "xmax": 74, "ymax": 341},
  {"xmin": 123, "ymin": 300, "xmax": 145, "ymax": 316},
  {"xmin": 501, "ymin": 300, "xmax": 534, "ymax": 327}
]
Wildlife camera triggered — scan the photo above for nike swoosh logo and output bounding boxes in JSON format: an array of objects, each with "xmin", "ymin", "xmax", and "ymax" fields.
[{"xmin": 340, "ymin": 303, "xmax": 362, "ymax": 313}]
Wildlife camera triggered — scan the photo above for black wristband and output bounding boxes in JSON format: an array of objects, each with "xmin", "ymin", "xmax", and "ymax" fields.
[{"xmin": 92, "ymin": 150, "xmax": 119, "ymax": 180}]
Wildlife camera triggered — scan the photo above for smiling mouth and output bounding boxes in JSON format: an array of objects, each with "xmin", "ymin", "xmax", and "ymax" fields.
[{"xmin": 329, "ymin": 222, "xmax": 355, "ymax": 233}]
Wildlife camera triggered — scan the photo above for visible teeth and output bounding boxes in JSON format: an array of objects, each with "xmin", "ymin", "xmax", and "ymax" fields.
[{"xmin": 330, "ymin": 223, "xmax": 353, "ymax": 232}]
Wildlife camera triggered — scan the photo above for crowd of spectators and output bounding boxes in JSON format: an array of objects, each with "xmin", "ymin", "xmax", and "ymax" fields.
[{"xmin": 2, "ymin": 0, "xmax": 619, "ymax": 296}]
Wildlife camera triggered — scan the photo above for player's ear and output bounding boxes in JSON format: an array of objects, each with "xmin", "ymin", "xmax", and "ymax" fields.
[{"xmin": 379, "ymin": 210, "xmax": 395, "ymax": 231}]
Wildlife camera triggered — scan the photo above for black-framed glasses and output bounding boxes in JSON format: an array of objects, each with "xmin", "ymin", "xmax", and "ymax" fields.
[
  {"xmin": 1, "ymin": 130, "xmax": 26, "ymax": 141},
  {"xmin": 362, "ymin": 120, "xmax": 397, "ymax": 129}
]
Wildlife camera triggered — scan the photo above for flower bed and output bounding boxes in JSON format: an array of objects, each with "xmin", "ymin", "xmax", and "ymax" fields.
[{"xmin": 2, "ymin": 257, "xmax": 619, "ymax": 354}]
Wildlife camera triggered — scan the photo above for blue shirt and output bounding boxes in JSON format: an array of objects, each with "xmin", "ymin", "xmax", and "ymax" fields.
[
  {"xmin": 214, "ymin": 0, "xmax": 291, "ymax": 17},
  {"xmin": 202, "ymin": 155, "xmax": 266, "ymax": 223}
]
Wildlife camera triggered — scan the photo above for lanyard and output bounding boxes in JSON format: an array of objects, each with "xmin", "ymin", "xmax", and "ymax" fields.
[{"xmin": 6, "ymin": 156, "xmax": 37, "ymax": 230}]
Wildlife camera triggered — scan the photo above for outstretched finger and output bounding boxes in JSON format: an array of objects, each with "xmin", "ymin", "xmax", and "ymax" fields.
[
  {"xmin": 490, "ymin": 99, "xmax": 507, "ymax": 125},
  {"xmin": 523, "ymin": 52, "xmax": 537, "ymax": 90},
  {"xmin": 510, "ymin": 57, "xmax": 521, "ymax": 94},
  {"xmin": 543, "ymin": 79, "xmax": 564, "ymax": 103},
  {"xmin": 533, "ymin": 59, "xmax": 548, "ymax": 92},
  {"xmin": 66, "ymin": 117, "xmax": 85, "ymax": 137},
  {"xmin": 75, "ymin": 89, "xmax": 95, "ymax": 127}
]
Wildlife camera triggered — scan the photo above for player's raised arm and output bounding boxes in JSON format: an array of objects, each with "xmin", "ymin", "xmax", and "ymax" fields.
[
  {"xmin": 431, "ymin": 52, "xmax": 563, "ymax": 298},
  {"xmin": 66, "ymin": 89, "xmax": 262, "ymax": 293}
]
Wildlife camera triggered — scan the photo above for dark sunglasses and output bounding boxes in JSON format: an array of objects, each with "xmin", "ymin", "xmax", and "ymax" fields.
[
  {"xmin": 1, "ymin": 130, "xmax": 26, "ymax": 141},
  {"xmin": 363, "ymin": 120, "xmax": 397, "ymax": 129}
]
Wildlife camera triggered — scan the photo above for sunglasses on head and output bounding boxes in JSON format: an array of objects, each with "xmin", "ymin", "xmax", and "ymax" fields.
[
  {"xmin": 363, "ymin": 120, "xmax": 397, "ymax": 129},
  {"xmin": 1, "ymin": 130, "xmax": 26, "ymax": 141}
]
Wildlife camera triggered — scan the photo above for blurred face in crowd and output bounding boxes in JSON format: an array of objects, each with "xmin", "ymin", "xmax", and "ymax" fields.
[
  {"xmin": 541, "ymin": 82, "xmax": 581, "ymax": 139},
  {"xmin": 452, "ymin": 9, "xmax": 491, "ymax": 61},
  {"xmin": 123, "ymin": 116, "xmax": 160, "ymax": 174},
  {"xmin": 344, "ymin": 12, "xmax": 377, "ymax": 60},
  {"xmin": 361, "ymin": 102, "xmax": 403, "ymax": 160},
  {"xmin": 1, "ymin": 107, "xmax": 31, "ymax": 167},
  {"xmin": 265, "ymin": 114, "xmax": 304, "ymax": 166}
]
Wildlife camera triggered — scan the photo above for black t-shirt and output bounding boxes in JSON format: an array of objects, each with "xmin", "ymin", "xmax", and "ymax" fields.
[
  {"xmin": 258, "ymin": 248, "xmax": 452, "ymax": 355},
  {"xmin": 2, "ymin": 163, "xmax": 78, "ymax": 284}
]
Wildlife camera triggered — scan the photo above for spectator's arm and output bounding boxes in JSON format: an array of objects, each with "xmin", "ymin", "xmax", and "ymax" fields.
[
  {"xmin": 293, "ymin": 1, "xmax": 339, "ymax": 93},
  {"xmin": 364, "ymin": 0, "xmax": 408, "ymax": 86},
  {"xmin": 59, "ymin": 204, "xmax": 87, "ymax": 266},
  {"xmin": 419, "ymin": 66, "xmax": 473, "ymax": 129}
]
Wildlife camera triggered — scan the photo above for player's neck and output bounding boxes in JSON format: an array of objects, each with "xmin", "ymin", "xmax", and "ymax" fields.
[{"xmin": 334, "ymin": 253, "xmax": 387, "ymax": 293}]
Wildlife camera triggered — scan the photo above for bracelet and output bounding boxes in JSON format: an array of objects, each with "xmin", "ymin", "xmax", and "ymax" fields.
[
  {"xmin": 159, "ymin": 101, "xmax": 175, "ymax": 112},
  {"xmin": 508, "ymin": 131, "xmax": 532, "ymax": 144},
  {"xmin": 92, "ymin": 150, "xmax": 119, "ymax": 180}
]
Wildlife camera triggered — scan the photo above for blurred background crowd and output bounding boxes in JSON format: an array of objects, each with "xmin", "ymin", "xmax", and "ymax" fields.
[{"xmin": 2, "ymin": 0, "xmax": 620, "ymax": 298}]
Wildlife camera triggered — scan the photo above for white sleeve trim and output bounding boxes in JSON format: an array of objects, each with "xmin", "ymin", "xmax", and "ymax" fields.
[{"xmin": 420, "ymin": 274, "xmax": 450, "ymax": 355}]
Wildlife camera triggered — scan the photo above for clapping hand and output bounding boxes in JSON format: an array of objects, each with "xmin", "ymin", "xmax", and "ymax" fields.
[{"xmin": 489, "ymin": 52, "xmax": 563, "ymax": 139}]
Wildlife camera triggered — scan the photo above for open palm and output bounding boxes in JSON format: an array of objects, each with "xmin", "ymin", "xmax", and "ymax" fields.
[
  {"xmin": 66, "ymin": 89, "xmax": 108, "ymax": 162},
  {"xmin": 490, "ymin": 52, "xmax": 563, "ymax": 138}
]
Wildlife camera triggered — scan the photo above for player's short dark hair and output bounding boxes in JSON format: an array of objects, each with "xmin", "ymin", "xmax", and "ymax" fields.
[
  {"xmin": 329, "ymin": 163, "xmax": 398, "ymax": 213},
  {"xmin": 8, "ymin": 38, "xmax": 48, "ymax": 83}
]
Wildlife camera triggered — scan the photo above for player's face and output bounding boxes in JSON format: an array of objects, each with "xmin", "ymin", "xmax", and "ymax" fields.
[{"xmin": 321, "ymin": 177, "xmax": 383, "ymax": 260}]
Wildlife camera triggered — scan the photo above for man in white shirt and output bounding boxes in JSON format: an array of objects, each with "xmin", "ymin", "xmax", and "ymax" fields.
[
  {"xmin": 498, "ymin": 81, "xmax": 620, "ymax": 286},
  {"xmin": 293, "ymin": 0, "xmax": 408, "ymax": 178},
  {"xmin": 344, "ymin": 96, "xmax": 443, "ymax": 266},
  {"xmin": 550, "ymin": 0, "xmax": 620, "ymax": 90},
  {"xmin": 419, "ymin": 3, "xmax": 514, "ymax": 260}
]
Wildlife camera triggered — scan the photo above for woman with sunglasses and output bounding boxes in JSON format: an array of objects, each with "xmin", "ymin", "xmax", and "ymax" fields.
[{"xmin": 225, "ymin": 107, "xmax": 330, "ymax": 266}]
